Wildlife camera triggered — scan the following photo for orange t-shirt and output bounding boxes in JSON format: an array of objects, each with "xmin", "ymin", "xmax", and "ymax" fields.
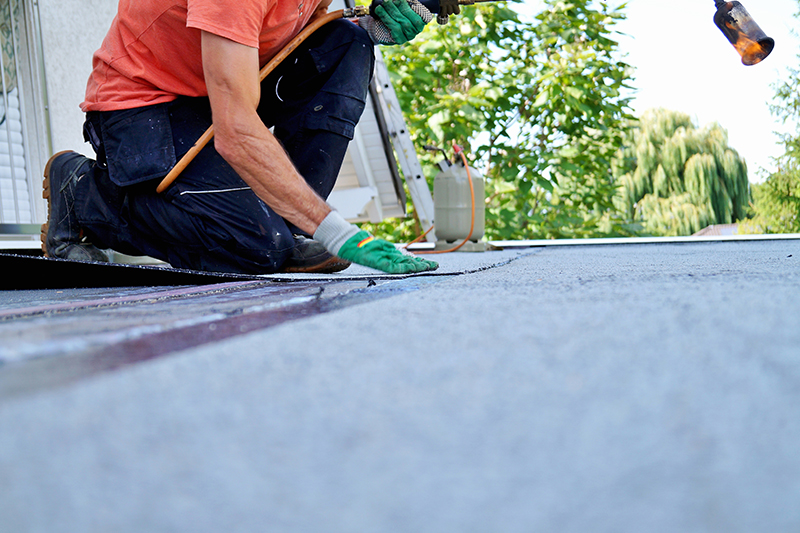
[{"xmin": 82, "ymin": 0, "xmax": 320, "ymax": 112}]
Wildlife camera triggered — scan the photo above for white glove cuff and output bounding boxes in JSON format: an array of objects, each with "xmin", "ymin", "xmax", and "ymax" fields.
[
  {"xmin": 313, "ymin": 210, "xmax": 361, "ymax": 256},
  {"xmin": 359, "ymin": 16, "xmax": 394, "ymax": 45}
]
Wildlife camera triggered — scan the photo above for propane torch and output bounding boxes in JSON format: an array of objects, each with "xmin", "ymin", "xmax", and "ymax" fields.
[{"xmin": 713, "ymin": 1, "xmax": 775, "ymax": 65}]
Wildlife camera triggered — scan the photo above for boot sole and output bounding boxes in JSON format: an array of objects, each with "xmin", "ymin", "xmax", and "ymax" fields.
[
  {"xmin": 40, "ymin": 150, "xmax": 75, "ymax": 258},
  {"xmin": 279, "ymin": 255, "xmax": 352, "ymax": 274}
]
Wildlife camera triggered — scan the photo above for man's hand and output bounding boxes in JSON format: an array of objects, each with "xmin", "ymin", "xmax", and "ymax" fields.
[
  {"xmin": 338, "ymin": 231, "xmax": 438, "ymax": 273},
  {"xmin": 360, "ymin": 0, "xmax": 433, "ymax": 45},
  {"xmin": 314, "ymin": 211, "xmax": 438, "ymax": 274}
]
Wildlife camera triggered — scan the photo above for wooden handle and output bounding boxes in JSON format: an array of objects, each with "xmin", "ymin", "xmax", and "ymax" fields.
[
  {"xmin": 156, "ymin": 127, "xmax": 215, "ymax": 193},
  {"xmin": 156, "ymin": 9, "xmax": 346, "ymax": 193}
]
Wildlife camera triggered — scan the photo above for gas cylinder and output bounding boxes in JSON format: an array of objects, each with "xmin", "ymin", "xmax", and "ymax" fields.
[{"xmin": 433, "ymin": 158, "xmax": 485, "ymax": 245}]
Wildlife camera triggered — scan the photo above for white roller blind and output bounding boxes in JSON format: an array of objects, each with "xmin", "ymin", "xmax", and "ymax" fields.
[
  {"xmin": 0, "ymin": 0, "xmax": 34, "ymax": 226},
  {"xmin": 0, "ymin": 89, "xmax": 30, "ymax": 223}
]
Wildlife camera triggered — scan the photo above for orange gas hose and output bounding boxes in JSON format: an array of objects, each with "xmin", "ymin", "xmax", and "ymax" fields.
[
  {"xmin": 402, "ymin": 223, "xmax": 434, "ymax": 249},
  {"xmin": 156, "ymin": 9, "xmax": 346, "ymax": 193}
]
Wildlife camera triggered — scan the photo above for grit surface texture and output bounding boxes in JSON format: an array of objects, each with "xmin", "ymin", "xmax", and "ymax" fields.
[{"xmin": 1, "ymin": 240, "xmax": 799, "ymax": 532}]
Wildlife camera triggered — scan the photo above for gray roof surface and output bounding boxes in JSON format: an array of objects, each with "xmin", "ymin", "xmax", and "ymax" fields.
[{"xmin": 2, "ymin": 238, "xmax": 800, "ymax": 532}]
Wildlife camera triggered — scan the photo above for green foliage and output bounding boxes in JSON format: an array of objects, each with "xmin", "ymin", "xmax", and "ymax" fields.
[
  {"xmin": 739, "ymin": 162, "xmax": 800, "ymax": 233},
  {"xmin": 364, "ymin": 0, "xmax": 636, "ymax": 241},
  {"xmin": 742, "ymin": 3, "xmax": 800, "ymax": 234},
  {"xmin": 612, "ymin": 108, "xmax": 750, "ymax": 236}
]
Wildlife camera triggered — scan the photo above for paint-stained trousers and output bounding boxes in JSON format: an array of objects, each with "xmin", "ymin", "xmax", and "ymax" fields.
[{"xmin": 76, "ymin": 20, "xmax": 374, "ymax": 273}]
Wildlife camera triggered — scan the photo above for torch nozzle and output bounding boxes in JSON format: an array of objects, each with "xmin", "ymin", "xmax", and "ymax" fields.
[{"xmin": 714, "ymin": 1, "xmax": 774, "ymax": 65}]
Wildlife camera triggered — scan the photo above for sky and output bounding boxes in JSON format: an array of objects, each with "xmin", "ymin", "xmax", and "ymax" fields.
[
  {"xmin": 616, "ymin": 0, "xmax": 799, "ymax": 181},
  {"xmin": 519, "ymin": 0, "xmax": 799, "ymax": 182}
]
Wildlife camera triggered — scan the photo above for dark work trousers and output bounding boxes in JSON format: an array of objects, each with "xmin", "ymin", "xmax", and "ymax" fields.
[{"xmin": 76, "ymin": 20, "xmax": 374, "ymax": 274}]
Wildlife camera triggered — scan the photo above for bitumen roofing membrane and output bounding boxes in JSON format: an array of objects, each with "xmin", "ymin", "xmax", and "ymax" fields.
[{"xmin": 2, "ymin": 236, "xmax": 800, "ymax": 532}]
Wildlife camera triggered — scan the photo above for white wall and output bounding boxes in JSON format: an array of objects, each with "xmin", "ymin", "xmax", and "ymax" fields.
[{"xmin": 38, "ymin": 0, "xmax": 117, "ymax": 154}]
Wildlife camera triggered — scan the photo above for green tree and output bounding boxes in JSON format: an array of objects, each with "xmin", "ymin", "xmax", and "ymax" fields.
[
  {"xmin": 612, "ymin": 108, "xmax": 750, "ymax": 236},
  {"xmin": 740, "ymin": 164, "xmax": 800, "ymax": 233},
  {"xmin": 740, "ymin": 3, "xmax": 800, "ymax": 234},
  {"xmin": 365, "ymin": 0, "xmax": 635, "ymax": 241}
]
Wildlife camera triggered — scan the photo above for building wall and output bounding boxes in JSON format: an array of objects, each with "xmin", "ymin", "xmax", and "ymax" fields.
[{"xmin": 39, "ymin": 0, "xmax": 116, "ymax": 153}]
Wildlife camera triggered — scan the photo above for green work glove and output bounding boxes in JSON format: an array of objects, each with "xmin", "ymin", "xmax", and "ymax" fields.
[
  {"xmin": 375, "ymin": 0, "xmax": 426, "ymax": 44},
  {"xmin": 338, "ymin": 230, "xmax": 438, "ymax": 274},
  {"xmin": 313, "ymin": 211, "xmax": 438, "ymax": 274},
  {"xmin": 359, "ymin": 0, "xmax": 433, "ymax": 45}
]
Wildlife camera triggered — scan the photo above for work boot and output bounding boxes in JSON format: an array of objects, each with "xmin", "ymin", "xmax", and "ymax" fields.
[
  {"xmin": 40, "ymin": 151, "xmax": 109, "ymax": 262},
  {"xmin": 279, "ymin": 235, "xmax": 351, "ymax": 273}
]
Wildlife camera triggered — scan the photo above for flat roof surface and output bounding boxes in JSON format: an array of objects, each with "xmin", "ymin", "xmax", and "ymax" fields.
[{"xmin": 2, "ymin": 238, "xmax": 800, "ymax": 532}]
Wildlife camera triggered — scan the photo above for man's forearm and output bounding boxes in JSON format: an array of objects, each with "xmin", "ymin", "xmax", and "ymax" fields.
[
  {"xmin": 214, "ymin": 115, "xmax": 331, "ymax": 235},
  {"xmin": 196, "ymin": 29, "xmax": 438, "ymax": 274},
  {"xmin": 201, "ymin": 30, "xmax": 331, "ymax": 236}
]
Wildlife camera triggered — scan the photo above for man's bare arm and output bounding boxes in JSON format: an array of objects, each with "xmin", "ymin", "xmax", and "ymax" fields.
[{"xmin": 200, "ymin": 30, "xmax": 331, "ymax": 234}]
